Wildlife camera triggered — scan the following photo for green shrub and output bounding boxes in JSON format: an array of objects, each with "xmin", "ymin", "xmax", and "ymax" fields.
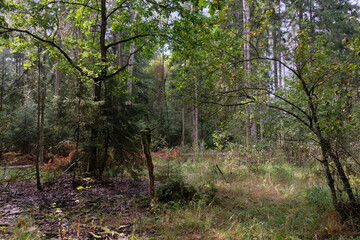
[
  {"xmin": 156, "ymin": 178, "xmax": 197, "ymax": 203},
  {"xmin": 156, "ymin": 178, "xmax": 218, "ymax": 205}
]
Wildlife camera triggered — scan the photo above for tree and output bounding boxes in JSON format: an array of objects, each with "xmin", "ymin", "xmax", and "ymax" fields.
[
  {"xmin": 0, "ymin": 0, "xmax": 198, "ymax": 175},
  {"xmin": 36, "ymin": 46, "xmax": 45, "ymax": 191},
  {"xmin": 170, "ymin": 0, "xmax": 360, "ymax": 218}
]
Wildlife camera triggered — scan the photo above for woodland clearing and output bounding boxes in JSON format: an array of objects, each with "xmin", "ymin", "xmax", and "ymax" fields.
[{"xmin": 1, "ymin": 150, "xmax": 359, "ymax": 239}]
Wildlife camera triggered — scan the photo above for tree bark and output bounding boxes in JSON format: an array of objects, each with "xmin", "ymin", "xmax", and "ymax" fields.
[
  {"xmin": 243, "ymin": 0, "xmax": 253, "ymax": 147},
  {"xmin": 126, "ymin": 11, "xmax": 137, "ymax": 106},
  {"xmin": 89, "ymin": 0, "xmax": 107, "ymax": 174},
  {"xmin": 0, "ymin": 53, "xmax": 4, "ymax": 160},
  {"xmin": 36, "ymin": 47, "xmax": 43, "ymax": 191},
  {"xmin": 273, "ymin": 23, "xmax": 278, "ymax": 89},
  {"xmin": 321, "ymin": 139, "xmax": 355, "ymax": 204},
  {"xmin": 321, "ymin": 151, "xmax": 338, "ymax": 207},
  {"xmin": 0, "ymin": 53, "xmax": 4, "ymax": 112},
  {"xmin": 55, "ymin": 57, "xmax": 60, "ymax": 96},
  {"xmin": 181, "ymin": 107, "xmax": 185, "ymax": 147},
  {"xmin": 141, "ymin": 128, "xmax": 155, "ymax": 201},
  {"xmin": 193, "ymin": 79, "xmax": 199, "ymax": 150}
]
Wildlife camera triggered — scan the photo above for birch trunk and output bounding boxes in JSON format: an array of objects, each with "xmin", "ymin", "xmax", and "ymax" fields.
[{"xmin": 243, "ymin": 0, "xmax": 254, "ymax": 146}]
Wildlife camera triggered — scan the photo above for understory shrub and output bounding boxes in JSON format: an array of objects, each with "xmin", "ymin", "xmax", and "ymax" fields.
[{"xmin": 156, "ymin": 178, "xmax": 218, "ymax": 205}]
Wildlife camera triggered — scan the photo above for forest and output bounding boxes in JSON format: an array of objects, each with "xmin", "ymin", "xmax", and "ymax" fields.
[{"xmin": 1, "ymin": 0, "xmax": 360, "ymax": 239}]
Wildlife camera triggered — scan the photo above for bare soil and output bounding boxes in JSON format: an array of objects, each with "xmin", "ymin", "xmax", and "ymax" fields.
[{"xmin": 0, "ymin": 175, "xmax": 154, "ymax": 239}]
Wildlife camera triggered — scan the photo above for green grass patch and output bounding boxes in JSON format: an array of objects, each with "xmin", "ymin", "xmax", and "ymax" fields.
[{"xmin": 149, "ymin": 154, "xmax": 357, "ymax": 239}]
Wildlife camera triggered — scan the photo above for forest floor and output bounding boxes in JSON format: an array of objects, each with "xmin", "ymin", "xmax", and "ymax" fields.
[
  {"xmin": 1, "ymin": 150, "xmax": 360, "ymax": 239},
  {"xmin": 0, "ymin": 175, "xmax": 153, "ymax": 239}
]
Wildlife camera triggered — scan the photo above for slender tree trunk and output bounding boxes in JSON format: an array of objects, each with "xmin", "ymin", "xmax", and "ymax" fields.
[
  {"xmin": 325, "ymin": 141, "xmax": 355, "ymax": 204},
  {"xmin": 193, "ymin": 79, "xmax": 199, "ymax": 151},
  {"xmin": 181, "ymin": 107, "xmax": 185, "ymax": 147},
  {"xmin": 55, "ymin": 58, "xmax": 60, "ymax": 96},
  {"xmin": 321, "ymin": 151, "xmax": 338, "ymax": 207},
  {"xmin": 243, "ymin": 0, "xmax": 253, "ymax": 147},
  {"xmin": 245, "ymin": 106, "xmax": 251, "ymax": 147},
  {"xmin": 0, "ymin": 53, "xmax": 4, "ymax": 112},
  {"xmin": 162, "ymin": 54, "xmax": 169, "ymax": 124},
  {"xmin": 273, "ymin": 23, "xmax": 278, "ymax": 89},
  {"xmin": 100, "ymin": 131, "xmax": 109, "ymax": 176},
  {"xmin": 141, "ymin": 128, "xmax": 155, "ymax": 201},
  {"xmin": 251, "ymin": 114, "xmax": 257, "ymax": 144},
  {"xmin": 276, "ymin": 0, "xmax": 282, "ymax": 87},
  {"xmin": 117, "ymin": 33, "xmax": 123, "ymax": 68},
  {"xmin": 36, "ymin": 47, "xmax": 43, "ymax": 191},
  {"xmin": 298, "ymin": 1, "xmax": 304, "ymax": 32},
  {"xmin": 39, "ymin": 87, "xmax": 46, "ymax": 165},
  {"xmin": 0, "ymin": 53, "xmax": 4, "ymax": 160},
  {"xmin": 72, "ymin": 79, "xmax": 82, "ymax": 189},
  {"xmin": 126, "ymin": 11, "xmax": 137, "ymax": 106}
]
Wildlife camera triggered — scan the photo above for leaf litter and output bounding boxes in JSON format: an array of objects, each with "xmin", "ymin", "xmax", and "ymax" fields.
[{"xmin": 0, "ymin": 176, "xmax": 155, "ymax": 239}]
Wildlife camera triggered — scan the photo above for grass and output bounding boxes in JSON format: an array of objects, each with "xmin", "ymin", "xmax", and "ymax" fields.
[
  {"xmin": 149, "ymin": 154, "xmax": 358, "ymax": 239},
  {"xmin": 2, "ymin": 151, "xmax": 359, "ymax": 239}
]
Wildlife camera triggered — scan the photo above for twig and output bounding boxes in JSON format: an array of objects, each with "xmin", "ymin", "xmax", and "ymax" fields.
[{"xmin": 216, "ymin": 164, "xmax": 228, "ymax": 183}]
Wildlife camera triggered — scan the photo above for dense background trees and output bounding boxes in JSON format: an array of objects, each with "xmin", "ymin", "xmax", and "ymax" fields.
[{"xmin": 1, "ymin": 0, "xmax": 360, "ymax": 218}]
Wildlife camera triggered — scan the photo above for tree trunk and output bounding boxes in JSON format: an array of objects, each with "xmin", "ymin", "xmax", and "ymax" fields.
[
  {"xmin": 321, "ymin": 152, "xmax": 338, "ymax": 207},
  {"xmin": 39, "ymin": 87, "xmax": 46, "ymax": 165},
  {"xmin": 117, "ymin": 33, "xmax": 123, "ymax": 68},
  {"xmin": 36, "ymin": 47, "xmax": 43, "ymax": 191},
  {"xmin": 276, "ymin": 0, "xmax": 282, "ymax": 87},
  {"xmin": 260, "ymin": 117, "xmax": 264, "ymax": 142},
  {"xmin": 323, "ymin": 140, "xmax": 355, "ymax": 204},
  {"xmin": 0, "ymin": 53, "xmax": 4, "ymax": 160},
  {"xmin": 181, "ymin": 107, "xmax": 185, "ymax": 147},
  {"xmin": 273, "ymin": 22, "xmax": 278, "ymax": 89},
  {"xmin": 0, "ymin": 53, "xmax": 4, "ymax": 112},
  {"xmin": 298, "ymin": 0, "xmax": 304, "ymax": 32},
  {"xmin": 126, "ymin": 11, "xmax": 137, "ymax": 106},
  {"xmin": 162, "ymin": 53, "xmax": 168, "ymax": 124},
  {"xmin": 141, "ymin": 128, "xmax": 155, "ymax": 201},
  {"xmin": 251, "ymin": 113, "xmax": 257, "ymax": 144},
  {"xmin": 55, "ymin": 57, "xmax": 60, "ymax": 96},
  {"xmin": 89, "ymin": 0, "xmax": 107, "ymax": 175},
  {"xmin": 243, "ymin": 0, "xmax": 253, "ymax": 147},
  {"xmin": 245, "ymin": 105, "xmax": 251, "ymax": 147},
  {"xmin": 193, "ymin": 79, "xmax": 199, "ymax": 151}
]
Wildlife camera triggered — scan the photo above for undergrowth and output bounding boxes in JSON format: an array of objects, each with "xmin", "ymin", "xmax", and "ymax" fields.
[
  {"xmin": 148, "ymin": 152, "xmax": 360, "ymax": 239},
  {"xmin": 2, "ymin": 150, "xmax": 360, "ymax": 239}
]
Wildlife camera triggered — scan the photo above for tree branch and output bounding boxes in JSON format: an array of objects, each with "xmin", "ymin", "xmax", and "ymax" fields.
[
  {"xmin": 105, "ymin": 34, "xmax": 151, "ymax": 50},
  {"xmin": 247, "ymin": 86, "xmax": 312, "ymax": 122},
  {"xmin": 103, "ymin": 43, "xmax": 145, "ymax": 80},
  {"xmin": 1, "ymin": 27, "xmax": 89, "ymax": 79},
  {"xmin": 107, "ymin": 0, "xmax": 128, "ymax": 20},
  {"xmin": 266, "ymin": 104, "xmax": 312, "ymax": 130},
  {"xmin": 201, "ymin": 100, "xmax": 254, "ymax": 107},
  {"xmin": 43, "ymin": 1, "xmax": 100, "ymax": 12}
]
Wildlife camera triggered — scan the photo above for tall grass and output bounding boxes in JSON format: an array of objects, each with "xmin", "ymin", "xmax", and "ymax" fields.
[{"xmin": 150, "ymin": 151, "xmax": 358, "ymax": 239}]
